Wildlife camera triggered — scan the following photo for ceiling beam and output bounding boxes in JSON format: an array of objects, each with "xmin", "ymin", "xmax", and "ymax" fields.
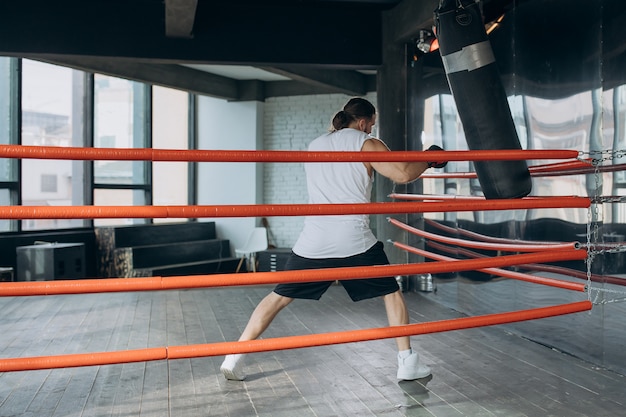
[
  {"xmin": 259, "ymin": 66, "xmax": 370, "ymax": 96},
  {"xmin": 25, "ymin": 55, "xmax": 239, "ymax": 100},
  {"xmin": 165, "ymin": 0, "xmax": 198, "ymax": 39},
  {"xmin": 261, "ymin": 77, "xmax": 376, "ymax": 100},
  {"xmin": 22, "ymin": 55, "xmax": 369, "ymax": 101}
]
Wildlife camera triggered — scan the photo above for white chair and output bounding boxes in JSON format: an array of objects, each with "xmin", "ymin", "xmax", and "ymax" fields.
[{"xmin": 235, "ymin": 227, "xmax": 269, "ymax": 272}]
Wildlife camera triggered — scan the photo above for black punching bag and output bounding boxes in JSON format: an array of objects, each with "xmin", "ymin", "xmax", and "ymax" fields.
[{"xmin": 435, "ymin": 0, "xmax": 532, "ymax": 199}]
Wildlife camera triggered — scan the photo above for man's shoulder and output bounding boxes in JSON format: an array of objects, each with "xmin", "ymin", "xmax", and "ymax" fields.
[{"xmin": 361, "ymin": 137, "xmax": 389, "ymax": 151}]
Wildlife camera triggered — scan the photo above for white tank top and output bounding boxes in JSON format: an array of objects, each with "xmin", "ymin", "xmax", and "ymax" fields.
[{"xmin": 292, "ymin": 128, "xmax": 378, "ymax": 258}]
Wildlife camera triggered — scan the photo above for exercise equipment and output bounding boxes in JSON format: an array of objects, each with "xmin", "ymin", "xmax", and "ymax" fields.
[{"xmin": 435, "ymin": 0, "xmax": 532, "ymax": 199}]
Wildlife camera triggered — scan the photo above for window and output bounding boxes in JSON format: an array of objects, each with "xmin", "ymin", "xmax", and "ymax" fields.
[
  {"xmin": 40, "ymin": 174, "xmax": 58, "ymax": 193},
  {"xmin": 0, "ymin": 57, "xmax": 17, "ymax": 231},
  {"xmin": 93, "ymin": 75, "xmax": 150, "ymax": 226},
  {"xmin": 0, "ymin": 58, "xmax": 195, "ymax": 233},
  {"xmin": 152, "ymin": 85, "xmax": 190, "ymax": 223},
  {"xmin": 20, "ymin": 59, "xmax": 87, "ymax": 230}
]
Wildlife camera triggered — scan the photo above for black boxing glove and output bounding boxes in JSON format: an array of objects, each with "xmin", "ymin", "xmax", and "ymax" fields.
[{"xmin": 426, "ymin": 144, "xmax": 448, "ymax": 168}]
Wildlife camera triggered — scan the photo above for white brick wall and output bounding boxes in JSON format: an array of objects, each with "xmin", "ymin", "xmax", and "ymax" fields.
[{"xmin": 262, "ymin": 93, "xmax": 377, "ymax": 248}]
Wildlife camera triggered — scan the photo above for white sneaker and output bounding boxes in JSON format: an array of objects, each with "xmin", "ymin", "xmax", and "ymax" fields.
[
  {"xmin": 397, "ymin": 350, "xmax": 431, "ymax": 380},
  {"xmin": 220, "ymin": 354, "xmax": 246, "ymax": 381}
]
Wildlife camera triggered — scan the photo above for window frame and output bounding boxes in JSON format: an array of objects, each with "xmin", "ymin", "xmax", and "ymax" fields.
[{"xmin": 0, "ymin": 58, "xmax": 197, "ymax": 233}]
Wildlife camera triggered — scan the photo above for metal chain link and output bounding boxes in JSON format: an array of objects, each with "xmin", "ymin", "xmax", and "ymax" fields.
[
  {"xmin": 580, "ymin": 149, "xmax": 626, "ymax": 304},
  {"xmin": 583, "ymin": 244, "xmax": 626, "ymax": 254},
  {"xmin": 581, "ymin": 149, "xmax": 626, "ymax": 165},
  {"xmin": 418, "ymin": 149, "xmax": 626, "ymax": 305},
  {"xmin": 592, "ymin": 195, "xmax": 626, "ymax": 203},
  {"xmin": 586, "ymin": 286, "xmax": 626, "ymax": 305},
  {"xmin": 586, "ymin": 156, "xmax": 600, "ymax": 303}
]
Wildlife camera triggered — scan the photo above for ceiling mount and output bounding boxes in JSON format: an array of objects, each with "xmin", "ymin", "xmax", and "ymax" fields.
[{"xmin": 165, "ymin": 0, "xmax": 198, "ymax": 39}]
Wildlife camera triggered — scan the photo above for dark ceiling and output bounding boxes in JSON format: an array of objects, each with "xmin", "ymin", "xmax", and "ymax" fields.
[
  {"xmin": 1, "ymin": 0, "xmax": 625, "ymax": 101},
  {"xmin": 0, "ymin": 0, "xmax": 415, "ymax": 100}
]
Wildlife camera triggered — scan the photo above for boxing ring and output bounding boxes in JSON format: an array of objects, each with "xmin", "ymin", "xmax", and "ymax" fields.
[{"xmin": 0, "ymin": 145, "xmax": 614, "ymax": 374}]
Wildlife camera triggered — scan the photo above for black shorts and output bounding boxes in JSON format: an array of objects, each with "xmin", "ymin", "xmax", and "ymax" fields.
[{"xmin": 273, "ymin": 241, "xmax": 399, "ymax": 302}]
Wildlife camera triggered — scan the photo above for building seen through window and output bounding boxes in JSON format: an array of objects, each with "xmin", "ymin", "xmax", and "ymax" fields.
[
  {"xmin": 15, "ymin": 60, "xmax": 191, "ymax": 230},
  {"xmin": 20, "ymin": 59, "xmax": 83, "ymax": 230}
]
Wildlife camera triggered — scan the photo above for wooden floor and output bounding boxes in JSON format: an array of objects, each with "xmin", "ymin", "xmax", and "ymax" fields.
[{"xmin": 0, "ymin": 283, "xmax": 624, "ymax": 417}]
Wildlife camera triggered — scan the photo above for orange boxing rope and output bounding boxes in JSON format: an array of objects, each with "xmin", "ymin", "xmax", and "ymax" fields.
[
  {"xmin": 531, "ymin": 161, "xmax": 626, "ymax": 177},
  {"xmin": 391, "ymin": 241, "xmax": 587, "ymax": 292},
  {"xmin": 387, "ymin": 217, "xmax": 580, "ymax": 252},
  {"xmin": 0, "ymin": 144, "xmax": 579, "ymax": 163},
  {"xmin": 417, "ymin": 159, "xmax": 589, "ymax": 179},
  {"xmin": 419, "ymin": 172, "xmax": 478, "ymax": 179},
  {"xmin": 420, "ymin": 159, "xmax": 626, "ymax": 179},
  {"xmin": 515, "ymin": 262, "xmax": 626, "ymax": 288},
  {"xmin": 390, "ymin": 193, "xmax": 486, "ymax": 201},
  {"xmin": 530, "ymin": 159, "xmax": 593, "ymax": 174},
  {"xmin": 423, "ymin": 218, "xmax": 565, "ymax": 246},
  {"xmin": 0, "ymin": 250, "xmax": 587, "ymax": 297},
  {"xmin": 0, "ymin": 197, "xmax": 591, "ymax": 219},
  {"xmin": 539, "ymin": 158, "xmax": 593, "ymax": 167},
  {"xmin": 423, "ymin": 239, "xmax": 626, "ymax": 288},
  {"xmin": 389, "ymin": 194, "xmax": 558, "ymax": 202},
  {"xmin": 0, "ymin": 300, "xmax": 592, "ymax": 372}
]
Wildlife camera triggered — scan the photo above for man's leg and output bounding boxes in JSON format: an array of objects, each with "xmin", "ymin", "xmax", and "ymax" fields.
[
  {"xmin": 239, "ymin": 291, "xmax": 294, "ymax": 341},
  {"xmin": 382, "ymin": 290, "xmax": 432, "ymax": 380},
  {"xmin": 382, "ymin": 290, "xmax": 411, "ymax": 350},
  {"xmin": 220, "ymin": 291, "xmax": 293, "ymax": 380}
]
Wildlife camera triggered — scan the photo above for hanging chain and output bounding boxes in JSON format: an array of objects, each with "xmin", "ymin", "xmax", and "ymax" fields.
[
  {"xmin": 586, "ymin": 193, "xmax": 601, "ymax": 304},
  {"xmin": 580, "ymin": 149, "xmax": 626, "ymax": 304}
]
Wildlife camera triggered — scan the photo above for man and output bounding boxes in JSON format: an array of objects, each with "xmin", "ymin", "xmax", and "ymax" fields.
[{"xmin": 221, "ymin": 97, "xmax": 446, "ymax": 381}]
